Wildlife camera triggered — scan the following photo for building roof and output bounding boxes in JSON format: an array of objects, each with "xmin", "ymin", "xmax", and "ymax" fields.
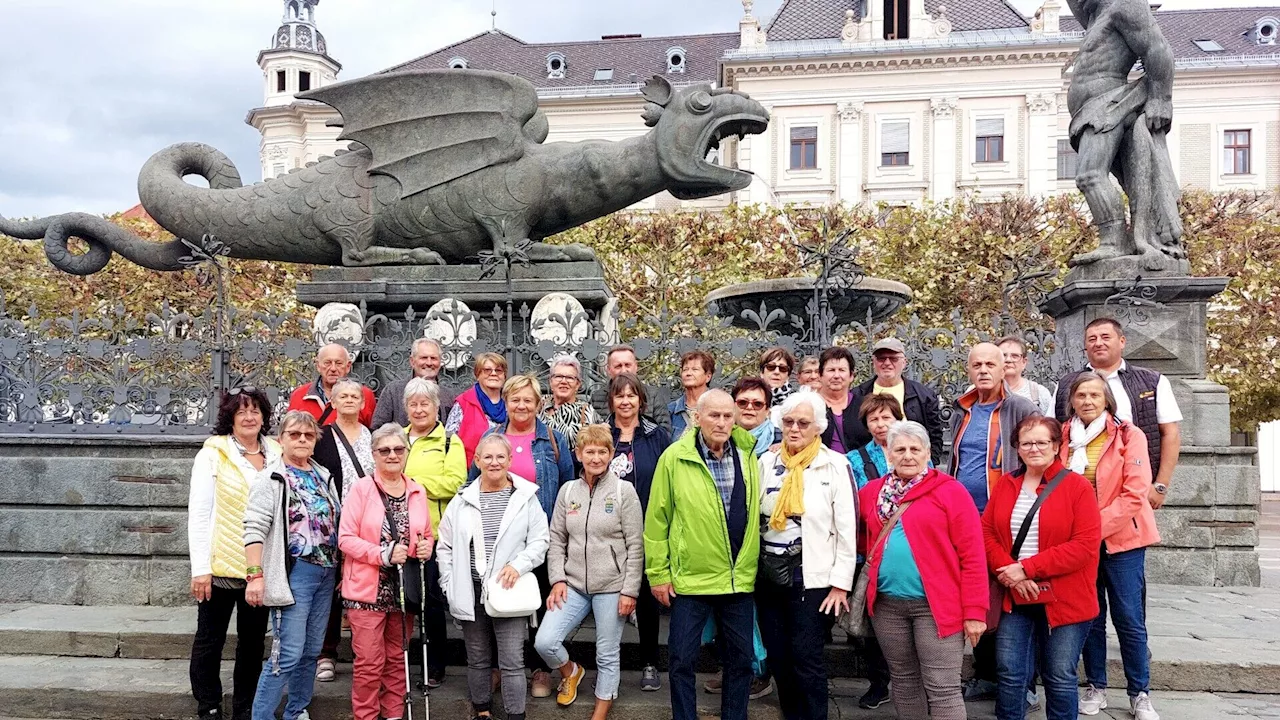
[
  {"xmin": 764, "ymin": 0, "xmax": 1028, "ymax": 41},
  {"xmin": 385, "ymin": 29, "xmax": 739, "ymax": 90},
  {"xmin": 1060, "ymin": 6, "xmax": 1280, "ymax": 61}
]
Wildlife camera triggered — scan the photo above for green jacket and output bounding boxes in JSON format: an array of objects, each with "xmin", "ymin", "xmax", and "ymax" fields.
[{"xmin": 643, "ymin": 426, "xmax": 761, "ymax": 595}]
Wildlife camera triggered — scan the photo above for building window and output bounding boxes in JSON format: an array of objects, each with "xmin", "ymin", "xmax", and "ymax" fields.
[
  {"xmin": 881, "ymin": 121, "xmax": 910, "ymax": 166},
  {"xmin": 594, "ymin": 68, "xmax": 614, "ymax": 81},
  {"xmin": 975, "ymin": 118, "xmax": 1005, "ymax": 163},
  {"xmin": 298, "ymin": 71, "xmax": 311, "ymax": 92},
  {"xmin": 546, "ymin": 53, "xmax": 565, "ymax": 79},
  {"xmin": 789, "ymin": 126, "xmax": 818, "ymax": 170},
  {"xmin": 272, "ymin": 163, "xmax": 285, "ymax": 178},
  {"xmin": 276, "ymin": 70, "xmax": 287, "ymax": 93},
  {"xmin": 448, "ymin": 57, "xmax": 468, "ymax": 69},
  {"xmin": 1057, "ymin": 139, "xmax": 1078, "ymax": 180},
  {"xmin": 667, "ymin": 46, "xmax": 687, "ymax": 74},
  {"xmin": 1224, "ymin": 129, "xmax": 1252, "ymax": 174},
  {"xmin": 884, "ymin": 0, "xmax": 909, "ymax": 39}
]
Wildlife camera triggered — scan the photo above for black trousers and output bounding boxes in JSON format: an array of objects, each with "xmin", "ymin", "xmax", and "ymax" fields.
[
  {"xmin": 637, "ymin": 574, "xmax": 661, "ymax": 667},
  {"xmin": 190, "ymin": 584, "xmax": 268, "ymax": 719},
  {"xmin": 756, "ymin": 583, "xmax": 829, "ymax": 720},
  {"xmin": 423, "ymin": 556, "xmax": 448, "ymax": 678}
]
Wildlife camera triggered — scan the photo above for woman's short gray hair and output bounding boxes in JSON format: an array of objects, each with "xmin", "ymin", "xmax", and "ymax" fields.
[
  {"xmin": 772, "ymin": 389, "xmax": 828, "ymax": 434},
  {"xmin": 279, "ymin": 410, "xmax": 320, "ymax": 436},
  {"xmin": 371, "ymin": 423, "xmax": 408, "ymax": 449},
  {"xmin": 885, "ymin": 420, "xmax": 931, "ymax": 456},
  {"xmin": 331, "ymin": 378, "xmax": 364, "ymax": 399},
  {"xmin": 549, "ymin": 353, "xmax": 582, "ymax": 377},
  {"xmin": 403, "ymin": 377, "xmax": 440, "ymax": 410}
]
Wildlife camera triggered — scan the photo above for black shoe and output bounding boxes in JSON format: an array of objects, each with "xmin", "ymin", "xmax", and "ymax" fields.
[
  {"xmin": 859, "ymin": 684, "xmax": 891, "ymax": 709},
  {"xmin": 426, "ymin": 672, "xmax": 444, "ymax": 690},
  {"xmin": 198, "ymin": 709, "xmax": 222, "ymax": 720}
]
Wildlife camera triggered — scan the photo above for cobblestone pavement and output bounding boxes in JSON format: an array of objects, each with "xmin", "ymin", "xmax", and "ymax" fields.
[{"xmin": 1260, "ymin": 493, "xmax": 1279, "ymax": 588}]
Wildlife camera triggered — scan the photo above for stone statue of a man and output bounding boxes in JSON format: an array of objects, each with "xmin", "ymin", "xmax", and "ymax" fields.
[{"xmin": 1066, "ymin": 0, "xmax": 1186, "ymax": 273}]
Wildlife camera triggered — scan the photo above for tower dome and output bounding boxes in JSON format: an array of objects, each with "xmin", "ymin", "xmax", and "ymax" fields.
[{"xmin": 271, "ymin": 0, "xmax": 330, "ymax": 58}]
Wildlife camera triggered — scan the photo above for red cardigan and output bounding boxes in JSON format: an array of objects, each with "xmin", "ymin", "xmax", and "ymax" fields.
[
  {"xmin": 858, "ymin": 469, "xmax": 988, "ymax": 638},
  {"xmin": 981, "ymin": 460, "xmax": 1102, "ymax": 627}
]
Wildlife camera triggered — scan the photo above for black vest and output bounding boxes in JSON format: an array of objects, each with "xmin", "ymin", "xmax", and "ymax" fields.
[{"xmin": 1055, "ymin": 364, "xmax": 1164, "ymax": 480}]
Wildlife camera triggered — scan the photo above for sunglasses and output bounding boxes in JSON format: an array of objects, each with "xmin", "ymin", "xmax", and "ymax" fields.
[
  {"xmin": 284, "ymin": 430, "xmax": 317, "ymax": 441},
  {"xmin": 227, "ymin": 386, "xmax": 258, "ymax": 396},
  {"xmin": 375, "ymin": 446, "xmax": 408, "ymax": 457},
  {"xmin": 735, "ymin": 399, "xmax": 767, "ymax": 410},
  {"xmin": 781, "ymin": 418, "xmax": 813, "ymax": 430},
  {"xmin": 762, "ymin": 362, "xmax": 791, "ymax": 373}
]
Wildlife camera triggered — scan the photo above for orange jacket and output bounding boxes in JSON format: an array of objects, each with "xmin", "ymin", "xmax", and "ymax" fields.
[{"xmin": 1058, "ymin": 415, "xmax": 1160, "ymax": 553}]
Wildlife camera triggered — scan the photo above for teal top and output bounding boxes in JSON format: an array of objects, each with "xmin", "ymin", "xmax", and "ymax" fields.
[{"xmin": 877, "ymin": 525, "xmax": 926, "ymax": 599}]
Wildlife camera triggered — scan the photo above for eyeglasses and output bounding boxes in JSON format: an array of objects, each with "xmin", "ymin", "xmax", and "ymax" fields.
[
  {"xmin": 763, "ymin": 362, "xmax": 791, "ymax": 373},
  {"xmin": 735, "ymin": 398, "xmax": 767, "ymax": 410},
  {"xmin": 781, "ymin": 418, "xmax": 813, "ymax": 430},
  {"xmin": 375, "ymin": 446, "xmax": 408, "ymax": 457},
  {"xmin": 873, "ymin": 355, "xmax": 905, "ymax": 364},
  {"xmin": 284, "ymin": 430, "xmax": 317, "ymax": 441},
  {"xmin": 479, "ymin": 367, "xmax": 504, "ymax": 375},
  {"xmin": 227, "ymin": 386, "xmax": 258, "ymax": 396},
  {"xmin": 551, "ymin": 374, "xmax": 579, "ymax": 383},
  {"xmin": 1018, "ymin": 440, "xmax": 1053, "ymax": 450},
  {"xmin": 1003, "ymin": 353, "xmax": 1025, "ymax": 360}
]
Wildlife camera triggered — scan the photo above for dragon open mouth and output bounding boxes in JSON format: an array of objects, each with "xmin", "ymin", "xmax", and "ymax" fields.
[{"xmin": 699, "ymin": 113, "xmax": 770, "ymax": 167}]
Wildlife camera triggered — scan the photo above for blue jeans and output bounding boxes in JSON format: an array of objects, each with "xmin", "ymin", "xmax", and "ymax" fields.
[
  {"xmin": 252, "ymin": 560, "xmax": 337, "ymax": 720},
  {"xmin": 1084, "ymin": 546, "xmax": 1150, "ymax": 696},
  {"xmin": 668, "ymin": 593, "xmax": 754, "ymax": 720},
  {"xmin": 995, "ymin": 605, "xmax": 1090, "ymax": 720},
  {"xmin": 533, "ymin": 587, "xmax": 625, "ymax": 700}
]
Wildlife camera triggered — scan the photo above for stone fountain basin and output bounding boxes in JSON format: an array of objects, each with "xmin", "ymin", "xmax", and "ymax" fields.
[{"xmin": 706, "ymin": 277, "xmax": 913, "ymax": 331}]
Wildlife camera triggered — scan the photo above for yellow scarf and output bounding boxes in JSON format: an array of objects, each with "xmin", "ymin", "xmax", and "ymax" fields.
[{"xmin": 769, "ymin": 438, "xmax": 821, "ymax": 532}]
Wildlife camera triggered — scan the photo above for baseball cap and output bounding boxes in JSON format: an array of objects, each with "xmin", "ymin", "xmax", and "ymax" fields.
[{"xmin": 871, "ymin": 338, "xmax": 907, "ymax": 355}]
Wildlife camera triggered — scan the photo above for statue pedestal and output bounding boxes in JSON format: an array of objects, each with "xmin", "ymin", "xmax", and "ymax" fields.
[{"xmin": 1041, "ymin": 275, "xmax": 1260, "ymax": 586}]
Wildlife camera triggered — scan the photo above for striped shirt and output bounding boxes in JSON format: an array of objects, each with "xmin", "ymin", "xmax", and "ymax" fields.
[
  {"xmin": 472, "ymin": 485, "xmax": 514, "ymax": 581},
  {"xmin": 1009, "ymin": 487, "xmax": 1040, "ymax": 560}
]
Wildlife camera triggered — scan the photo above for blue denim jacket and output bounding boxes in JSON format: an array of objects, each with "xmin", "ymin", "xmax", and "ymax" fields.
[
  {"xmin": 668, "ymin": 395, "xmax": 692, "ymax": 439},
  {"xmin": 467, "ymin": 419, "xmax": 574, "ymax": 520}
]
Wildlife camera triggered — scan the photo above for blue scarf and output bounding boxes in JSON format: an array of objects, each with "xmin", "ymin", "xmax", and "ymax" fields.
[
  {"xmin": 748, "ymin": 419, "xmax": 776, "ymax": 457},
  {"xmin": 475, "ymin": 383, "xmax": 507, "ymax": 424}
]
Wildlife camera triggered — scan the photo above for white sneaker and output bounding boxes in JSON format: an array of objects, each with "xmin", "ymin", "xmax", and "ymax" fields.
[
  {"xmin": 1079, "ymin": 686, "xmax": 1108, "ymax": 715},
  {"xmin": 1130, "ymin": 692, "xmax": 1159, "ymax": 720}
]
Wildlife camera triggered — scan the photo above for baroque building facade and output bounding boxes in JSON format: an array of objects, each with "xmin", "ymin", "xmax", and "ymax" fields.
[{"xmin": 248, "ymin": 0, "xmax": 1280, "ymax": 206}]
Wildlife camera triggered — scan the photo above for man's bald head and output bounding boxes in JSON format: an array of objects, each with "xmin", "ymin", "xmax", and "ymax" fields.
[
  {"xmin": 968, "ymin": 342, "xmax": 1004, "ymax": 397},
  {"xmin": 316, "ymin": 343, "xmax": 353, "ymax": 391},
  {"xmin": 696, "ymin": 389, "xmax": 737, "ymax": 452}
]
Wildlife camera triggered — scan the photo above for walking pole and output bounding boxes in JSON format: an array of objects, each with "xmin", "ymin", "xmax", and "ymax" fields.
[
  {"xmin": 418, "ymin": 533, "xmax": 431, "ymax": 720},
  {"xmin": 397, "ymin": 557, "xmax": 414, "ymax": 720}
]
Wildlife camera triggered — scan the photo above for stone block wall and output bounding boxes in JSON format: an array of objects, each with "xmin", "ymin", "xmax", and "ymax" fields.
[
  {"xmin": 1179, "ymin": 123, "xmax": 1210, "ymax": 189},
  {"xmin": 0, "ymin": 434, "xmax": 202, "ymax": 606}
]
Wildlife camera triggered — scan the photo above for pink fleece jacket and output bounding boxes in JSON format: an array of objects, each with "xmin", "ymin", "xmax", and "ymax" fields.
[
  {"xmin": 858, "ymin": 469, "xmax": 988, "ymax": 638},
  {"xmin": 338, "ymin": 473, "xmax": 433, "ymax": 605}
]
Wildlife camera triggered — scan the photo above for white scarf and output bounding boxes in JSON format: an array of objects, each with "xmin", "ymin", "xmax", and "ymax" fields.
[{"xmin": 1068, "ymin": 414, "xmax": 1109, "ymax": 474}]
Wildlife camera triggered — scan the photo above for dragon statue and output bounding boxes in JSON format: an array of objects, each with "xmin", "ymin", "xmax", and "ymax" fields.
[{"xmin": 1, "ymin": 71, "xmax": 769, "ymax": 275}]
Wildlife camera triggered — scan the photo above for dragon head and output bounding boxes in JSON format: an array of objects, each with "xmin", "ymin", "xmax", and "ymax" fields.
[{"xmin": 642, "ymin": 76, "xmax": 770, "ymax": 201}]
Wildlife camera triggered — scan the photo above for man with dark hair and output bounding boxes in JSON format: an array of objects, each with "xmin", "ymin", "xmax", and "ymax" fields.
[
  {"xmin": 669, "ymin": 350, "xmax": 716, "ymax": 438},
  {"xmin": 817, "ymin": 346, "xmax": 858, "ymax": 453},
  {"xmin": 1055, "ymin": 317, "xmax": 1182, "ymax": 509},
  {"xmin": 590, "ymin": 344, "xmax": 671, "ymax": 430},
  {"xmin": 844, "ymin": 338, "xmax": 944, "ymax": 465}
]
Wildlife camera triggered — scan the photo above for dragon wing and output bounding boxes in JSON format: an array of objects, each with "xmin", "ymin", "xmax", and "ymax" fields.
[{"xmin": 299, "ymin": 69, "xmax": 548, "ymax": 199}]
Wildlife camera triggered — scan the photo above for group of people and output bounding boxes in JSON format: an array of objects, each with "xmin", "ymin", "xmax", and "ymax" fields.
[{"xmin": 186, "ymin": 316, "xmax": 1180, "ymax": 720}]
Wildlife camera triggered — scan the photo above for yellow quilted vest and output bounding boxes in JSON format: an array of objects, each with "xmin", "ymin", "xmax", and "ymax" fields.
[{"xmin": 205, "ymin": 435, "xmax": 280, "ymax": 579}]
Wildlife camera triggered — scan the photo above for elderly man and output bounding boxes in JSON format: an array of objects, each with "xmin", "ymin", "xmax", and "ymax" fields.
[
  {"xmin": 998, "ymin": 336, "xmax": 1054, "ymax": 415},
  {"xmin": 668, "ymin": 350, "xmax": 715, "ymax": 438},
  {"xmin": 287, "ymin": 343, "xmax": 375, "ymax": 427},
  {"xmin": 1055, "ymin": 317, "xmax": 1182, "ymax": 509},
  {"xmin": 371, "ymin": 338, "xmax": 455, "ymax": 428},
  {"xmin": 845, "ymin": 338, "xmax": 944, "ymax": 464},
  {"xmin": 951, "ymin": 342, "xmax": 1039, "ymax": 702},
  {"xmin": 590, "ymin": 344, "xmax": 672, "ymax": 430},
  {"xmin": 646, "ymin": 389, "xmax": 760, "ymax": 720}
]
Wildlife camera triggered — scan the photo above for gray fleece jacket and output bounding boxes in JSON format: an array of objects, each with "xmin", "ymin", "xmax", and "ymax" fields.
[
  {"xmin": 243, "ymin": 457, "xmax": 340, "ymax": 608},
  {"xmin": 547, "ymin": 472, "xmax": 645, "ymax": 598}
]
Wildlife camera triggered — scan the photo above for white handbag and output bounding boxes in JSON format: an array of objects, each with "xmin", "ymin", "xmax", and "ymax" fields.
[{"xmin": 484, "ymin": 572, "xmax": 541, "ymax": 618}]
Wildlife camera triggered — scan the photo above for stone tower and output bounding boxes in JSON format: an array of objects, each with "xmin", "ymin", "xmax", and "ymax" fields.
[{"xmin": 248, "ymin": 0, "xmax": 344, "ymax": 180}]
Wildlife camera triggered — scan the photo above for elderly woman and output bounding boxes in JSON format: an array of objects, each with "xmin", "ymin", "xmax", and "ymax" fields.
[
  {"xmin": 858, "ymin": 421, "xmax": 987, "ymax": 720},
  {"xmin": 732, "ymin": 376, "xmax": 777, "ymax": 457},
  {"xmin": 188, "ymin": 387, "xmax": 280, "ymax": 720},
  {"xmin": 758, "ymin": 347, "xmax": 798, "ymax": 407},
  {"xmin": 847, "ymin": 394, "xmax": 905, "ymax": 490},
  {"xmin": 604, "ymin": 372, "xmax": 671, "ymax": 690},
  {"xmin": 756, "ymin": 391, "xmax": 857, "ymax": 720},
  {"xmin": 1058, "ymin": 372, "xmax": 1160, "ymax": 720},
  {"xmin": 447, "ymin": 352, "xmax": 509, "ymax": 465},
  {"xmin": 540, "ymin": 353, "xmax": 601, "ymax": 451},
  {"xmin": 534, "ymin": 425, "xmax": 644, "ymax": 716},
  {"xmin": 244, "ymin": 411, "xmax": 341, "ymax": 720},
  {"xmin": 339, "ymin": 424, "xmax": 434, "ymax": 720},
  {"xmin": 984, "ymin": 416, "xmax": 1101, "ymax": 720},
  {"xmin": 797, "ymin": 356, "xmax": 822, "ymax": 392},
  {"xmin": 402, "ymin": 377, "xmax": 468, "ymax": 688},
  {"xmin": 437, "ymin": 434, "xmax": 550, "ymax": 720},
  {"xmin": 468, "ymin": 373, "xmax": 575, "ymax": 696},
  {"xmin": 312, "ymin": 378, "xmax": 375, "ymax": 681}
]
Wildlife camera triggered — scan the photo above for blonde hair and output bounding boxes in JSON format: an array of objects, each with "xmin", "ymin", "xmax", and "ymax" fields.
[
  {"xmin": 502, "ymin": 373, "xmax": 543, "ymax": 406},
  {"xmin": 576, "ymin": 424, "xmax": 614, "ymax": 453},
  {"xmin": 472, "ymin": 352, "xmax": 508, "ymax": 377}
]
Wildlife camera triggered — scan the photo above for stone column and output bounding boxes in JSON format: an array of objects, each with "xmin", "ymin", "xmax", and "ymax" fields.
[
  {"xmin": 930, "ymin": 97, "xmax": 958, "ymax": 201},
  {"xmin": 1026, "ymin": 92, "xmax": 1058, "ymax": 196},
  {"xmin": 837, "ymin": 101, "xmax": 864, "ymax": 205},
  {"xmin": 1041, "ymin": 275, "xmax": 1261, "ymax": 586}
]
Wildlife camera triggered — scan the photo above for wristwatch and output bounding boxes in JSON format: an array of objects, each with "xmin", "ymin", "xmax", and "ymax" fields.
[{"xmin": 1153, "ymin": 482, "xmax": 1168, "ymax": 495}]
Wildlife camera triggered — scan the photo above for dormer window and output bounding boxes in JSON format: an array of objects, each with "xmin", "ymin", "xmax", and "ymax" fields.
[
  {"xmin": 594, "ymin": 68, "xmax": 614, "ymax": 81},
  {"xmin": 448, "ymin": 57, "xmax": 468, "ymax": 69},
  {"xmin": 546, "ymin": 52, "xmax": 567, "ymax": 79},
  {"xmin": 1257, "ymin": 16, "xmax": 1278, "ymax": 45},
  {"xmin": 667, "ymin": 46, "xmax": 687, "ymax": 74},
  {"xmin": 1193, "ymin": 39, "xmax": 1224, "ymax": 52},
  {"xmin": 884, "ymin": 0, "xmax": 909, "ymax": 39}
]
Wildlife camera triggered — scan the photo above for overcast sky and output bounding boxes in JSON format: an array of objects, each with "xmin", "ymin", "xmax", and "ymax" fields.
[{"xmin": 0, "ymin": 0, "xmax": 1263, "ymax": 218}]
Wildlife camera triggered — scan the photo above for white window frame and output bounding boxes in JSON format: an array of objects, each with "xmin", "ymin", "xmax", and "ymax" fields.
[
  {"xmin": 786, "ymin": 120, "xmax": 822, "ymax": 174},
  {"xmin": 1214, "ymin": 121, "xmax": 1263, "ymax": 189},
  {"xmin": 876, "ymin": 115, "xmax": 913, "ymax": 171},
  {"xmin": 967, "ymin": 111, "xmax": 1012, "ymax": 171}
]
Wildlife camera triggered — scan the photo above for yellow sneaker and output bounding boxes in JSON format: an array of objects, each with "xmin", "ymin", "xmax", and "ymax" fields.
[{"xmin": 556, "ymin": 662, "xmax": 585, "ymax": 707}]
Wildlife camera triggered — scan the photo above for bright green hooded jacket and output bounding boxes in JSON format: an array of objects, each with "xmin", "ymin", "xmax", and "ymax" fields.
[{"xmin": 643, "ymin": 426, "xmax": 761, "ymax": 595}]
